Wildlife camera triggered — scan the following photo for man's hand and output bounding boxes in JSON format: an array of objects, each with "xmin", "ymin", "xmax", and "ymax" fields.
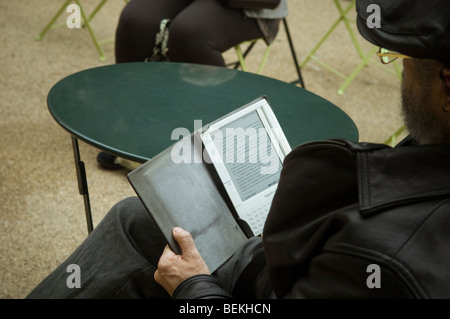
[{"xmin": 154, "ymin": 227, "xmax": 210, "ymax": 296}]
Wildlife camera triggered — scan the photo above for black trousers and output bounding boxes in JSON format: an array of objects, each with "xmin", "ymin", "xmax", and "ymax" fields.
[
  {"xmin": 26, "ymin": 197, "xmax": 262, "ymax": 298},
  {"xmin": 115, "ymin": 0, "xmax": 263, "ymax": 65}
]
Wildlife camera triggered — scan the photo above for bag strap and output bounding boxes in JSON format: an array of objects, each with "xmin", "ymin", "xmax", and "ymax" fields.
[{"xmin": 149, "ymin": 19, "xmax": 171, "ymax": 62}]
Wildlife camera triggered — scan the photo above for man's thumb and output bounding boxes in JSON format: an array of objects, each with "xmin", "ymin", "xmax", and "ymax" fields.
[{"xmin": 173, "ymin": 227, "xmax": 197, "ymax": 257}]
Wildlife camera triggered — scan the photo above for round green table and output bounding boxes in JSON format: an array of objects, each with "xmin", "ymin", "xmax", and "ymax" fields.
[{"xmin": 48, "ymin": 62, "xmax": 358, "ymax": 232}]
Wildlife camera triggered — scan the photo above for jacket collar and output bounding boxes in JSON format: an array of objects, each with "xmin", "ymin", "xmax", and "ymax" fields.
[{"xmin": 357, "ymin": 142, "xmax": 450, "ymax": 215}]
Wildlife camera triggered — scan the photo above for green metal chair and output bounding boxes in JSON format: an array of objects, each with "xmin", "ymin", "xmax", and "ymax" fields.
[
  {"xmin": 230, "ymin": 18, "xmax": 305, "ymax": 88},
  {"xmin": 300, "ymin": 0, "xmax": 401, "ymax": 95},
  {"xmin": 35, "ymin": 0, "xmax": 129, "ymax": 61},
  {"xmin": 233, "ymin": 40, "xmax": 273, "ymax": 75},
  {"xmin": 299, "ymin": 0, "xmax": 405, "ymax": 146},
  {"xmin": 384, "ymin": 125, "xmax": 406, "ymax": 147}
]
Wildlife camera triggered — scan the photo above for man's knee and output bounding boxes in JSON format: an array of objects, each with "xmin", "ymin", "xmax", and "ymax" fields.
[
  {"xmin": 108, "ymin": 197, "xmax": 149, "ymax": 228},
  {"xmin": 108, "ymin": 197, "xmax": 167, "ymax": 264}
]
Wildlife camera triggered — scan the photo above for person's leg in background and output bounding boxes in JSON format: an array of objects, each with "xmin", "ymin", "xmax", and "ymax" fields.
[
  {"xmin": 115, "ymin": 0, "xmax": 192, "ymax": 63},
  {"xmin": 168, "ymin": 0, "xmax": 263, "ymax": 66},
  {"xmin": 116, "ymin": 0, "xmax": 263, "ymax": 65}
]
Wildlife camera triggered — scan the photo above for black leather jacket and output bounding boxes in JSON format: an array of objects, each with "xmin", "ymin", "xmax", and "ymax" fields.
[{"xmin": 173, "ymin": 138, "xmax": 450, "ymax": 299}]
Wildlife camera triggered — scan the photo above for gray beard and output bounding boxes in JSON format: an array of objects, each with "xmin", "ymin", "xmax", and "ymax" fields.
[{"xmin": 401, "ymin": 81, "xmax": 449, "ymax": 145}]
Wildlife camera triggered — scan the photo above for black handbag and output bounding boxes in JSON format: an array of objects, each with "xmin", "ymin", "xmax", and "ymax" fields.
[{"xmin": 225, "ymin": 0, "xmax": 281, "ymax": 10}]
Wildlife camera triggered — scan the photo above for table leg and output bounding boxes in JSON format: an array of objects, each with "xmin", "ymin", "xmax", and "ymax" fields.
[
  {"xmin": 71, "ymin": 136, "xmax": 94, "ymax": 234},
  {"xmin": 283, "ymin": 18, "xmax": 305, "ymax": 89}
]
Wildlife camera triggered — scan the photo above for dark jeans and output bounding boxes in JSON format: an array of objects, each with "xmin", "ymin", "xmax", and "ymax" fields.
[
  {"xmin": 115, "ymin": 0, "xmax": 263, "ymax": 65},
  {"xmin": 26, "ymin": 197, "xmax": 262, "ymax": 299}
]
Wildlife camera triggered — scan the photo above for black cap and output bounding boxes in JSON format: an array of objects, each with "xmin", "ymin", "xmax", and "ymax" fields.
[{"xmin": 356, "ymin": 0, "xmax": 450, "ymax": 64}]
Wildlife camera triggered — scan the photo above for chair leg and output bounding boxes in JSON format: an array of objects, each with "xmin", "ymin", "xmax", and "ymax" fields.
[
  {"xmin": 234, "ymin": 44, "xmax": 247, "ymax": 71},
  {"xmin": 337, "ymin": 46, "xmax": 378, "ymax": 95},
  {"xmin": 384, "ymin": 125, "xmax": 406, "ymax": 147},
  {"xmin": 75, "ymin": 0, "xmax": 106, "ymax": 61},
  {"xmin": 334, "ymin": 0, "xmax": 363, "ymax": 58},
  {"xmin": 35, "ymin": 0, "xmax": 120, "ymax": 61},
  {"xmin": 35, "ymin": 0, "xmax": 72, "ymax": 40},
  {"xmin": 234, "ymin": 40, "xmax": 272, "ymax": 75},
  {"xmin": 231, "ymin": 18, "xmax": 305, "ymax": 87},
  {"xmin": 230, "ymin": 41, "xmax": 256, "ymax": 70},
  {"xmin": 300, "ymin": 0, "xmax": 356, "ymax": 68},
  {"xmin": 233, "ymin": 41, "xmax": 257, "ymax": 72},
  {"xmin": 300, "ymin": 0, "xmax": 379, "ymax": 94},
  {"xmin": 257, "ymin": 43, "xmax": 273, "ymax": 75},
  {"xmin": 82, "ymin": 0, "xmax": 108, "ymax": 25}
]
